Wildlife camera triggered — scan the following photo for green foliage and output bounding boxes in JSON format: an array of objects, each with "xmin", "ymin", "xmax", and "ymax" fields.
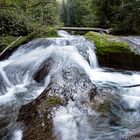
[
  {"xmin": 0, "ymin": 36, "xmax": 17, "ymax": 52},
  {"xmin": 36, "ymin": 26, "xmax": 59, "ymax": 38},
  {"xmin": 92, "ymin": 0, "xmax": 140, "ymax": 34},
  {"xmin": 112, "ymin": 1, "xmax": 140, "ymax": 34},
  {"xmin": 0, "ymin": 0, "xmax": 60, "ymax": 36},
  {"xmin": 0, "ymin": 8, "xmax": 31, "ymax": 36},
  {"xmin": 79, "ymin": 0, "xmax": 98, "ymax": 27},
  {"xmin": 0, "ymin": 0, "xmax": 60, "ymax": 54},
  {"xmin": 60, "ymin": 0, "xmax": 140, "ymax": 35},
  {"xmin": 60, "ymin": 0, "xmax": 97, "ymax": 27}
]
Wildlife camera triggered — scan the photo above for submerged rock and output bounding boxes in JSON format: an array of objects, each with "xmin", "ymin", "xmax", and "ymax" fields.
[
  {"xmin": 90, "ymin": 90, "xmax": 128, "ymax": 126},
  {"xmin": 34, "ymin": 57, "xmax": 55, "ymax": 83},
  {"xmin": 125, "ymin": 130, "xmax": 140, "ymax": 140}
]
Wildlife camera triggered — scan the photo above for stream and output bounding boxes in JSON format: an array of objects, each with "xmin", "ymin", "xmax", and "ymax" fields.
[{"xmin": 0, "ymin": 31, "xmax": 140, "ymax": 140}]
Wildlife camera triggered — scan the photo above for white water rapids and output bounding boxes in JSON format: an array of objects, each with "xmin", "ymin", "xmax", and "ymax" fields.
[{"xmin": 0, "ymin": 31, "xmax": 140, "ymax": 139}]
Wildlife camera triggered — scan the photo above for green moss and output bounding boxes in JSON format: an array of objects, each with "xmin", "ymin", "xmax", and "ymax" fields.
[
  {"xmin": 85, "ymin": 32, "xmax": 131, "ymax": 55},
  {"xmin": 47, "ymin": 96, "xmax": 63, "ymax": 106}
]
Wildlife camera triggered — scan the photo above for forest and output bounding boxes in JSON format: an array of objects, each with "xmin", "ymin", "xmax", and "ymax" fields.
[
  {"xmin": 61, "ymin": 0, "xmax": 140, "ymax": 34},
  {"xmin": 0, "ymin": 0, "xmax": 140, "ymax": 38}
]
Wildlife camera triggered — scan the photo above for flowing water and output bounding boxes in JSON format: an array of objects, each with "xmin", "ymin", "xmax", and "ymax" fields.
[{"xmin": 0, "ymin": 31, "xmax": 140, "ymax": 140}]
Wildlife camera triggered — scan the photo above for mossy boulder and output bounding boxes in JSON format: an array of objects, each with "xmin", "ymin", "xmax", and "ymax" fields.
[
  {"xmin": 17, "ymin": 88, "xmax": 63, "ymax": 140},
  {"xmin": 85, "ymin": 32, "xmax": 140, "ymax": 70},
  {"xmin": 47, "ymin": 96, "xmax": 63, "ymax": 106}
]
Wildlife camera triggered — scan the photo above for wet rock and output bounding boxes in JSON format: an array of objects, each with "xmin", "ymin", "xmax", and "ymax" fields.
[
  {"xmin": 34, "ymin": 57, "xmax": 55, "ymax": 83},
  {"xmin": 18, "ymin": 63, "xmax": 97, "ymax": 139},
  {"xmin": 0, "ymin": 105, "xmax": 18, "ymax": 140},
  {"xmin": 0, "ymin": 117, "xmax": 9, "ymax": 139},
  {"xmin": 17, "ymin": 87, "xmax": 63, "ymax": 140},
  {"xmin": 0, "ymin": 128, "xmax": 9, "ymax": 139},
  {"xmin": 90, "ymin": 87, "xmax": 130, "ymax": 126},
  {"xmin": 85, "ymin": 32, "xmax": 140, "ymax": 71},
  {"xmin": 18, "ymin": 51, "xmax": 131, "ymax": 139}
]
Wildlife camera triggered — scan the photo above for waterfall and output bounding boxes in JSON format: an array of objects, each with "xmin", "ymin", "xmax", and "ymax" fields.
[
  {"xmin": 0, "ymin": 32, "xmax": 100, "ymax": 105},
  {"xmin": 87, "ymin": 47, "xmax": 99, "ymax": 69},
  {"xmin": 1, "ymin": 31, "xmax": 140, "ymax": 139}
]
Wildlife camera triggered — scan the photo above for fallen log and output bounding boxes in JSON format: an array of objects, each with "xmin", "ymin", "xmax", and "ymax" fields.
[
  {"xmin": 60, "ymin": 27, "xmax": 113, "ymax": 34},
  {"xmin": 0, "ymin": 36, "xmax": 22, "ymax": 58},
  {"xmin": 0, "ymin": 31, "xmax": 38, "ymax": 60},
  {"xmin": 123, "ymin": 84, "xmax": 140, "ymax": 88}
]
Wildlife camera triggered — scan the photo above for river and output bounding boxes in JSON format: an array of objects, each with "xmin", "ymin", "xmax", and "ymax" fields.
[{"xmin": 0, "ymin": 31, "xmax": 140, "ymax": 140}]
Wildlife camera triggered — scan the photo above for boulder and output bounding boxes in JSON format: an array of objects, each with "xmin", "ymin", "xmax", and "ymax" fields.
[
  {"xmin": 17, "ymin": 87, "xmax": 63, "ymax": 140},
  {"xmin": 18, "ymin": 62, "xmax": 97, "ymax": 139},
  {"xmin": 85, "ymin": 32, "xmax": 140, "ymax": 70}
]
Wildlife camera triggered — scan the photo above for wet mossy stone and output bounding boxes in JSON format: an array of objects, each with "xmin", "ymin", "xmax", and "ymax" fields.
[
  {"xmin": 17, "ymin": 88, "xmax": 63, "ymax": 140},
  {"xmin": 47, "ymin": 96, "xmax": 63, "ymax": 106},
  {"xmin": 85, "ymin": 32, "xmax": 140, "ymax": 70},
  {"xmin": 90, "ymin": 91, "xmax": 130, "ymax": 126}
]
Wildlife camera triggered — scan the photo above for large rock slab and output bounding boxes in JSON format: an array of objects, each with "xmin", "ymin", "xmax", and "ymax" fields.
[{"xmin": 17, "ymin": 57, "xmax": 97, "ymax": 139}]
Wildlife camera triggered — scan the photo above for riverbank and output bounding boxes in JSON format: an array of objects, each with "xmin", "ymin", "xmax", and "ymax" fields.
[{"xmin": 0, "ymin": 27, "xmax": 59, "ymax": 60}]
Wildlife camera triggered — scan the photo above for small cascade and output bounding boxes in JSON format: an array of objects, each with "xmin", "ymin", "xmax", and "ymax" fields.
[
  {"xmin": 0, "ymin": 31, "xmax": 140, "ymax": 139},
  {"xmin": 87, "ymin": 47, "xmax": 99, "ymax": 69},
  {"xmin": 57, "ymin": 30, "xmax": 72, "ymax": 37},
  {"xmin": 0, "ymin": 69, "xmax": 13, "ymax": 87},
  {"xmin": 54, "ymin": 101, "xmax": 94, "ymax": 140}
]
